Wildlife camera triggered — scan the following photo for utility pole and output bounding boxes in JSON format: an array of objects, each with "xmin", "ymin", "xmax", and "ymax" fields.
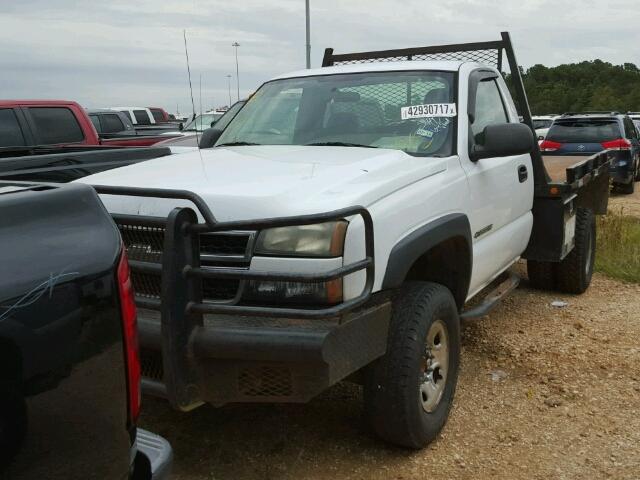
[
  {"xmin": 226, "ymin": 74, "xmax": 232, "ymax": 107},
  {"xmin": 305, "ymin": 0, "xmax": 311, "ymax": 68},
  {"xmin": 232, "ymin": 42, "xmax": 240, "ymax": 101}
]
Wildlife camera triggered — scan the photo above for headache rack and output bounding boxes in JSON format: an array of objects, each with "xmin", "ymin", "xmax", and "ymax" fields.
[{"xmin": 93, "ymin": 185, "xmax": 375, "ymax": 408}]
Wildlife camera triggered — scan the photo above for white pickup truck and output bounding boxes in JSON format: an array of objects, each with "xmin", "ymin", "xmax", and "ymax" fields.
[{"xmin": 78, "ymin": 33, "xmax": 610, "ymax": 449}]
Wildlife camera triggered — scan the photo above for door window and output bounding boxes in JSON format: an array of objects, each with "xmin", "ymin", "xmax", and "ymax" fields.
[
  {"xmin": 0, "ymin": 108, "xmax": 26, "ymax": 147},
  {"xmin": 471, "ymin": 79, "xmax": 508, "ymax": 142},
  {"xmin": 28, "ymin": 107, "xmax": 84, "ymax": 144}
]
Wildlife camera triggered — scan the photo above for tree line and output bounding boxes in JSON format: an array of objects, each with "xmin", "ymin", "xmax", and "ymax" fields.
[{"xmin": 505, "ymin": 60, "xmax": 640, "ymax": 115}]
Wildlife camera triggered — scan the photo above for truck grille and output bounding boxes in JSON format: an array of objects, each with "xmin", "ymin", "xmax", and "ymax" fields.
[{"xmin": 117, "ymin": 222, "xmax": 252, "ymax": 303}]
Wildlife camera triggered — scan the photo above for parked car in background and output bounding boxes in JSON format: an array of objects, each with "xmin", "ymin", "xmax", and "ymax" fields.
[
  {"xmin": 541, "ymin": 112, "xmax": 640, "ymax": 193},
  {"xmin": 170, "ymin": 113, "xmax": 189, "ymax": 122},
  {"xmin": 154, "ymin": 100, "xmax": 246, "ymax": 148},
  {"xmin": 532, "ymin": 115, "xmax": 557, "ymax": 140},
  {"xmin": 0, "ymin": 100, "xmax": 181, "ymax": 154},
  {"xmin": 0, "ymin": 181, "xmax": 172, "ymax": 478},
  {"xmin": 180, "ymin": 111, "xmax": 224, "ymax": 132},
  {"xmin": 112, "ymin": 107, "xmax": 157, "ymax": 126},
  {"xmin": 88, "ymin": 108, "xmax": 136, "ymax": 138},
  {"xmin": 148, "ymin": 107, "xmax": 171, "ymax": 123}
]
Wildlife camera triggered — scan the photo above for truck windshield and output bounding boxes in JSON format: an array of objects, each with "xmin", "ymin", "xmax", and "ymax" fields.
[{"xmin": 216, "ymin": 71, "xmax": 456, "ymax": 157}]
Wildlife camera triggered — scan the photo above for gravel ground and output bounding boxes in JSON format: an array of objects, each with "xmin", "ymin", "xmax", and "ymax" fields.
[
  {"xmin": 610, "ymin": 188, "xmax": 640, "ymax": 217},
  {"xmin": 140, "ymin": 194, "xmax": 640, "ymax": 480}
]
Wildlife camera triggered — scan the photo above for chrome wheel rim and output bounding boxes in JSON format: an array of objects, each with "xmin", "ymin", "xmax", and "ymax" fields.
[{"xmin": 420, "ymin": 319, "xmax": 449, "ymax": 413}]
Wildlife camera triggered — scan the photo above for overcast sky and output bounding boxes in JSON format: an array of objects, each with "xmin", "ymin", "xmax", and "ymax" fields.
[{"xmin": 1, "ymin": 0, "xmax": 638, "ymax": 115}]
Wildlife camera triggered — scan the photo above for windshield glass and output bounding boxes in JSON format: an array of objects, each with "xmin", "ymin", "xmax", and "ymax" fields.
[
  {"xmin": 184, "ymin": 113, "xmax": 223, "ymax": 131},
  {"xmin": 533, "ymin": 119, "xmax": 553, "ymax": 129},
  {"xmin": 547, "ymin": 119, "xmax": 621, "ymax": 143},
  {"xmin": 216, "ymin": 71, "xmax": 456, "ymax": 157}
]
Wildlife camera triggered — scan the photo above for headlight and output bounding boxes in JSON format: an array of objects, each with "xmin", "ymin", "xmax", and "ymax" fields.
[
  {"xmin": 246, "ymin": 220, "xmax": 348, "ymax": 305},
  {"xmin": 254, "ymin": 220, "xmax": 347, "ymax": 257}
]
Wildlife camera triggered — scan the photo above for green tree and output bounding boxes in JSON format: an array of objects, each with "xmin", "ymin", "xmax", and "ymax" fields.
[{"xmin": 505, "ymin": 60, "xmax": 640, "ymax": 115}]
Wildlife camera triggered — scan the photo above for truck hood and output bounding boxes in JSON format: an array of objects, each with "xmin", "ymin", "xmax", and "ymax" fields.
[{"xmin": 77, "ymin": 145, "xmax": 449, "ymax": 221}]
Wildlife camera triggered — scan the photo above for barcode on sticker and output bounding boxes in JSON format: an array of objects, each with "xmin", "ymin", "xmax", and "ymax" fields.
[{"xmin": 401, "ymin": 103, "xmax": 457, "ymax": 120}]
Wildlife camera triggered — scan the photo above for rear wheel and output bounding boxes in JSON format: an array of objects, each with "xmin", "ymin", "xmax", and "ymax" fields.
[
  {"xmin": 556, "ymin": 208, "xmax": 596, "ymax": 294},
  {"xmin": 364, "ymin": 282, "xmax": 460, "ymax": 449}
]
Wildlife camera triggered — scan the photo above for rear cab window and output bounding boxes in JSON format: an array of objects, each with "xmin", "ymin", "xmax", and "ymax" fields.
[
  {"xmin": 0, "ymin": 108, "xmax": 27, "ymax": 147},
  {"xmin": 150, "ymin": 109, "xmax": 165, "ymax": 123},
  {"xmin": 102, "ymin": 114, "xmax": 126, "ymax": 133},
  {"xmin": 27, "ymin": 107, "xmax": 84, "ymax": 144},
  {"xmin": 547, "ymin": 118, "xmax": 622, "ymax": 143},
  {"xmin": 133, "ymin": 110, "xmax": 151, "ymax": 125}
]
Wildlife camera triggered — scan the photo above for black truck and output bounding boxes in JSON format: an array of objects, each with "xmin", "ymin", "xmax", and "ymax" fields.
[{"xmin": 0, "ymin": 181, "xmax": 172, "ymax": 478}]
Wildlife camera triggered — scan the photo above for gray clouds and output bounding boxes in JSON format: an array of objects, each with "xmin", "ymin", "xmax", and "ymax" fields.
[{"xmin": 0, "ymin": 0, "xmax": 638, "ymax": 114}]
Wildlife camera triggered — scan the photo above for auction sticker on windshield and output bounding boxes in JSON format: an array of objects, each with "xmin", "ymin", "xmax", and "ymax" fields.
[{"xmin": 401, "ymin": 103, "xmax": 457, "ymax": 120}]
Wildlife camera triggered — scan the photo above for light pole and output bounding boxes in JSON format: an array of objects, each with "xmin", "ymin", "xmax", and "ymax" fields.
[
  {"xmin": 232, "ymin": 42, "xmax": 240, "ymax": 101},
  {"xmin": 226, "ymin": 74, "xmax": 232, "ymax": 107},
  {"xmin": 305, "ymin": 0, "xmax": 311, "ymax": 69}
]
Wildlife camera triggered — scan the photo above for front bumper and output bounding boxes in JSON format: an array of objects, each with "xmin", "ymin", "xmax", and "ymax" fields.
[
  {"xmin": 139, "ymin": 300, "xmax": 391, "ymax": 407},
  {"xmin": 135, "ymin": 429, "xmax": 173, "ymax": 480},
  {"xmin": 91, "ymin": 186, "xmax": 380, "ymax": 410}
]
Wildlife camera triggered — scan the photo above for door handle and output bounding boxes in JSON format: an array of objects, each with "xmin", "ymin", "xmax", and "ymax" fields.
[{"xmin": 518, "ymin": 165, "xmax": 528, "ymax": 183}]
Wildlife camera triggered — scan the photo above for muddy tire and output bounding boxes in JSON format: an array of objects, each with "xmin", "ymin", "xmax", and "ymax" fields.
[
  {"xmin": 556, "ymin": 208, "xmax": 596, "ymax": 294},
  {"xmin": 527, "ymin": 260, "xmax": 556, "ymax": 290},
  {"xmin": 364, "ymin": 282, "xmax": 460, "ymax": 449}
]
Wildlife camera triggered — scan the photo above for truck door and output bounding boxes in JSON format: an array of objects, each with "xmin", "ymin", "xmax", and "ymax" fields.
[{"xmin": 459, "ymin": 68, "xmax": 534, "ymax": 295}]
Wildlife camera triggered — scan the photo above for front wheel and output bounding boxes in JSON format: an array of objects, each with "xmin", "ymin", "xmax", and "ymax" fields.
[{"xmin": 364, "ymin": 282, "xmax": 460, "ymax": 449}]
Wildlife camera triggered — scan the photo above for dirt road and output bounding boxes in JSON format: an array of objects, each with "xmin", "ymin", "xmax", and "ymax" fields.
[{"xmin": 140, "ymin": 267, "xmax": 640, "ymax": 480}]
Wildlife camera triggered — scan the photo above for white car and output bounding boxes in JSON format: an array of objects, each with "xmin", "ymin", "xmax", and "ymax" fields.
[
  {"xmin": 79, "ymin": 33, "xmax": 608, "ymax": 450},
  {"xmin": 110, "ymin": 106, "xmax": 157, "ymax": 125},
  {"xmin": 532, "ymin": 115, "xmax": 557, "ymax": 140}
]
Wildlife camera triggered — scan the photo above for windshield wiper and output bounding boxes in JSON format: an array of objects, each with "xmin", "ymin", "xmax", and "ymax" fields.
[
  {"xmin": 215, "ymin": 141, "xmax": 262, "ymax": 147},
  {"xmin": 305, "ymin": 141, "xmax": 378, "ymax": 148}
]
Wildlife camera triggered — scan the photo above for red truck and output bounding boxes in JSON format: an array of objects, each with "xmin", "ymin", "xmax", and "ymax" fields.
[{"xmin": 0, "ymin": 100, "xmax": 180, "ymax": 152}]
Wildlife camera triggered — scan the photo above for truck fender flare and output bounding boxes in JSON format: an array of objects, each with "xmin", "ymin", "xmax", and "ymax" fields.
[{"xmin": 381, "ymin": 213, "xmax": 473, "ymax": 293}]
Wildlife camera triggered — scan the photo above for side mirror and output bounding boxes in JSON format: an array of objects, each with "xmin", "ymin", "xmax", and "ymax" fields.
[
  {"xmin": 470, "ymin": 123, "xmax": 534, "ymax": 161},
  {"xmin": 199, "ymin": 128, "xmax": 223, "ymax": 148},
  {"xmin": 179, "ymin": 123, "xmax": 184, "ymax": 131}
]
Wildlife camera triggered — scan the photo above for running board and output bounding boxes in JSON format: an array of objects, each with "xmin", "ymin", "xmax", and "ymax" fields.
[{"xmin": 460, "ymin": 272, "xmax": 520, "ymax": 320}]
